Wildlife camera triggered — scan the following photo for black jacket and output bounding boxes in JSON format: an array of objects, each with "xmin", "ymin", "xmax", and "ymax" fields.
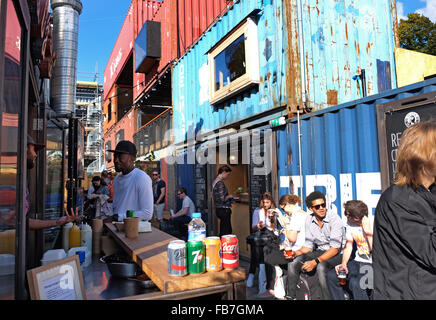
[{"xmin": 373, "ymin": 183, "xmax": 436, "ymax": 299}]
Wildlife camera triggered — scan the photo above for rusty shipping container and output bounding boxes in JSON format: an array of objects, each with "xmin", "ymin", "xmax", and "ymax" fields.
[
  {"xmin": 285, "ymin": 0, "xmax": 399, "ymax": 111},
  {"xmin": 172, "ymin": 0, "xmax": 399, "ymax": 144}
]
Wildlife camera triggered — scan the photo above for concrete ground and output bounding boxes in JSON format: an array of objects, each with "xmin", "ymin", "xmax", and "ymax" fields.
[{"xmin": 239, "ymin": 257, "xmax": 276, "ymax": 300}]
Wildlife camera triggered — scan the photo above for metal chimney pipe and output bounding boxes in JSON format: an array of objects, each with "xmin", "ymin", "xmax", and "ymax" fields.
[{"xmin": 50, "ymin": 0, "xmax": 82, "ymax": 115}]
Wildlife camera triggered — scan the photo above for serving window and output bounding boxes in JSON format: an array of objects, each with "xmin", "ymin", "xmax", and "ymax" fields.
[{"xmin": 208, "ymin": 17, "xmax": 260, "ymax": 105}]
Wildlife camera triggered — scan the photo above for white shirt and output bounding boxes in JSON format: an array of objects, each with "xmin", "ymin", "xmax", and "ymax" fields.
[
  {"xmin": 182, "ymin": 196, "xmax": 196, "ymax": 218},
  {"xmin": 251, "ymin": 208, "xmax": 277, "ymax": 231},
  {"xmin": 112, "ymin": 168, "xmax": 153, "ymax": 221},
  {"xmin": 285, "ymin": 208, "xmax": 307, "ymax": 251},
  {"xmin": 345, "ymin": 216, "xmax": 374, "ymax": 263}
]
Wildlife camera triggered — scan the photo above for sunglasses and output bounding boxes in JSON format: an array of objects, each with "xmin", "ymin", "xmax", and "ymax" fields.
[
  {"xmin": 152, "ymin": 173, "xmax": 159, "ymax": 176},
  {"xmin": 312, "ymin": 203, "xmax": 327, "ymax": 210}
]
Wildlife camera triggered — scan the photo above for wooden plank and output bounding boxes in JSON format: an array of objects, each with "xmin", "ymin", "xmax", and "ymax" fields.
[
  {"xmin": 105, "ymin": 223, "xmax": 246, "ymax": 294},
  {"xmin": 116, "ymin": 283, "xmax": 233, "ymax": 300}
]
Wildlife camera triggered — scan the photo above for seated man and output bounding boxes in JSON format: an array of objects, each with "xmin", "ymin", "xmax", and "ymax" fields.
[
  {"xmin": 287, "ymin": 191, "xmax": 345, "ymax": 300},
  {"xmin": 170, "ymin": 187, "xmax": 195, "ymax": 224},
  {"xmin": 327, "ymin": 200, "xmax": 373, "ymax": 300}
]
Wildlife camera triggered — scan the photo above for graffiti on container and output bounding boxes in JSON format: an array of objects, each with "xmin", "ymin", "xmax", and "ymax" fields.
[{"xmin": 279, "ymin": 172, "xmax": 381, "ymax": 221}]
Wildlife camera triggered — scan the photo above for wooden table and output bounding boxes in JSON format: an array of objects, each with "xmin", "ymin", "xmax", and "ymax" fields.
[{"xmin": 104, "ymin": 223, "xmax": 246, "ymax": 300}]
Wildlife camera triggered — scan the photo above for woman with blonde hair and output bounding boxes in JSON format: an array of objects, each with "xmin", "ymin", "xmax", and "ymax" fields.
[
  {"xmin": 373, "ymin": 120, "xmax": 436, "ymax": 300},
  {"xmin": 249, "ymin": 192, "xmax": 280, "ymax": 298}
]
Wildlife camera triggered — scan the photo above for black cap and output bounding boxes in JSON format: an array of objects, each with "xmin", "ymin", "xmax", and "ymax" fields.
[
  {"xmin": 108, "ymin": 140, "xmax": 137, "ymax": 157},
  {"xmin": 27, "ymin": 134, "xmax": 45, "ymax": 151}
]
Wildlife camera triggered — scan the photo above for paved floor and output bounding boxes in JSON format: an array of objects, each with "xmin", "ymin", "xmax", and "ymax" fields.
[{"xmin": 239, "ymin": 257, "xmax": 276, "ymax": 300}]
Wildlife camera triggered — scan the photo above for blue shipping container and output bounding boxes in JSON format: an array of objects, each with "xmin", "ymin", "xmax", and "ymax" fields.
[
  {"xmin": 276, "ymin": 78, "xmax": 436, "ymax": 219},
  {"xmin": 172, "ymin": 0, "xmax": 398, "ymax": 144}
]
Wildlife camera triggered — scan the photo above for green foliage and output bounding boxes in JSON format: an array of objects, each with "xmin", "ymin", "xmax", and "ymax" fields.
[{"xmin": 399, "ymin": 13, "xmax": 436, "ymax": 56}]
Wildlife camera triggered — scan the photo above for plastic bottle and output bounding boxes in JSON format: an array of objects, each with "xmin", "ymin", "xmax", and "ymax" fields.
[
  {"xmin": 62, "ymin": 222, "xmax": 73, "ymax": 252},
  {"xmin": 80, "ymin": 222, "xmax": 93, "ymax": 256},
  {"xmin": 188, "ymin": 213, "xmax": 206, "ymax": 242},
  {"xmin": 69, "ymin": 223, "xmax": 82, "ymax": 249}
]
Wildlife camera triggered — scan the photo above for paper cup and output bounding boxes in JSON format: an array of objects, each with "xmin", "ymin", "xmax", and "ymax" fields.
[{"xmin": 124, "ymin": 217, "xmax": 139, "ymax": 239}]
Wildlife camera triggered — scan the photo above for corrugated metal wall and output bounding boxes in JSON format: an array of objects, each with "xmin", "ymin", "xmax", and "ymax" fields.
[
  {"xmin": 286, "ymin": 0, "xmax": 398, "ymax": 111},
  {"xmin": 172, "ymin": 0, "xmax": 289, "ymax": 144},
  {"xmin": 172, "ymin": 0, "xmax": 398, "ymax": 144},
  {"xmin": 177, "ymin": 0, "xmax": 231, "ymax": 56},
  {"xmin": 103, "ymin": 2, "xmax": 134, "ymax": 100},
  {"xmin": 276, "ymin": 78, "xmax": 436, "ymax": 220}
]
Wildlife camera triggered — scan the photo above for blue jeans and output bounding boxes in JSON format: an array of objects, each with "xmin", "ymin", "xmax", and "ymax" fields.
[
  {"xmin": 287, "ymin": 251, "xmax": 342, "ymax": 300},
  {"xmin": 326, "ymin": 260, "xmax": 371, "ymax": 300},
  {"xmin": 172, "ymin": 215, "xmax": 191, "ymax": 224}
]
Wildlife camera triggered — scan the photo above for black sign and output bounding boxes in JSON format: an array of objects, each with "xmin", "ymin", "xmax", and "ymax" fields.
[
  {"xmin": 249, "ymin": 144, "xmax": 272, "ymax": 220},
  {"xmin": 377, "ymin": 92, "xmax": 436, "ymax": 190},
  {"xmin": 194, "ymin": 163, "xmax": 207, "ymax": 212}
]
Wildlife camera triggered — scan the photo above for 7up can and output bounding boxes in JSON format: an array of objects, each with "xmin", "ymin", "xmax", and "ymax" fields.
[{"xmin": 187, "ymin": 240, "xmax": 205, "ymax": 274}]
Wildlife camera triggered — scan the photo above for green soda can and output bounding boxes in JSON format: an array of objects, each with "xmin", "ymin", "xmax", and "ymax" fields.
[
  {"xmin": 187, "ymin": 240, "xmax": 205, "ymax": 274},
  {"xmin": 126, "ymin": 210, "xmax": 135, "ymax": 218}
]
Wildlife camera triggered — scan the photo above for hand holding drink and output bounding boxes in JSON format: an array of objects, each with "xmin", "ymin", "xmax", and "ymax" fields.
[
  {"xmin": 284, "ymin": 248, "xmax": 294, "ymax": 259},
  {"xmin": 336, "ymin": 264, "xmax": 348, "ymax": 286}
]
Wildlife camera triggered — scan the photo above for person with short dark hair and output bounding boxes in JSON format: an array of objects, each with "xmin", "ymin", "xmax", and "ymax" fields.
[
  {"xmin": 212, "ymin": 165, "xmax": 234, "ymax": 236},
  {"xmin": 286, "ymin": 191, "xmax": 345, "ymax": 300},
  {"xmin": 170, "ymin": 187, "xmax": 195, "ymax": 223},
  {"xmin": 151, "ymin": 169, "xmax": 166, "ymax": 222},
  {"xmin": 326, "ymin": 200, "xmax": 373, "ymax": 300},
  {"xmin": 108, "ymin": 140, "xmax": 153, "ymax": 221},
  {"xmin": 373, "ymin": 120, "xmax": 436, "ymax": 299},
  {"xmin": 86, "ymin": 175, "xmax": 110, "ymax": 219}
]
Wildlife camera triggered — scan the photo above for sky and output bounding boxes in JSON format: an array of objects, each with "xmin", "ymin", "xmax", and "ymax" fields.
[
  {"xmin": 76, "ymin": 0, "xmax": 132, "ymax": 84},
  {"xmin": 75, "ymin": 0, "xmax": 435, "ymax": 85},
  {"xmin": 397, "ymin": 0, "xmax": 436, "ymax": 22}
]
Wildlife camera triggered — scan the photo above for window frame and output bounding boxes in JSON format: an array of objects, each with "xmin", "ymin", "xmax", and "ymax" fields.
[
  {"xmin": 0, "ymin": 0, "xmax": 30, "ymax": 300},
  {"xmin": 208, "ymin": 17, "xmax": 260, "ymax": 105}
]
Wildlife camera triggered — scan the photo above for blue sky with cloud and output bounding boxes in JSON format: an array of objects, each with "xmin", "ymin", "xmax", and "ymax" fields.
[{"xmin": 397, "ymin": 0, "xmax": 436, "ymax": 22}]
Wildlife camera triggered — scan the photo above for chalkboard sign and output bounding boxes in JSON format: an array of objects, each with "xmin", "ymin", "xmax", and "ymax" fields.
[
  {"xmin": 377, "ymin": 92, "xmax": 436, "ymax": 190},
  {"xmin": 249, "ymin": 144, "xmax": 272, "ymax": 220},
  {"xmin": 194, "ymin": 163, "xmax": 207, "ymax": 212}
]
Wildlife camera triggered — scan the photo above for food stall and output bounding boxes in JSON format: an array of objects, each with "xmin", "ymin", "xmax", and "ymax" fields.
[{"xmin": 99, "ymin": 223, "xmax": 247, "ymax": 300}]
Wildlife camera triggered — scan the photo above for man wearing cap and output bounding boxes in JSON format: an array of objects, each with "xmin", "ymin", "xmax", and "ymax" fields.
[
  {"xmin": 0, "ymin": 135, "xmax": 82, "ymax": 228},
  {"xmin": 109, "ymin": 140, "xmax": 153, "ymax": 221}
]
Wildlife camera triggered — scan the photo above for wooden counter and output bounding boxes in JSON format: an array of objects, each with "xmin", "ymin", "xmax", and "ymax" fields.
[{"xmin": 104, "ymin": 223, "xmax": 246, "ymax": 299}]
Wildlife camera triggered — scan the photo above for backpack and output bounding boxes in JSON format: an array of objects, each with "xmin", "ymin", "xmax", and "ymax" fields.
[{"xmin": 295, "ymin": 270, "xmax": 322, "ymax": 300}]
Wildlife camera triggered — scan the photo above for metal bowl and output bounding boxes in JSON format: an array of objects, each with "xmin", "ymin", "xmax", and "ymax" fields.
[{"xmin": 106, "ymin": 262, "xmax": 137, "ymax": 278}]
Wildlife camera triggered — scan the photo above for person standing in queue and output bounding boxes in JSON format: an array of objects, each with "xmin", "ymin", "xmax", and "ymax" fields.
[
  {"xmin": 152, "ymin": 169, "xmax": 166, "ymax": 223},
  {"xmin": 108, "ymin": 140, "xmax": 153, "ymax": 222},
  {"xmin": 373, "ymin": 120, "xmax": 436, "ymax": 300},
  {"xmin": 212, "ymin": 165, "xmax": 234, "ymax": 236}
]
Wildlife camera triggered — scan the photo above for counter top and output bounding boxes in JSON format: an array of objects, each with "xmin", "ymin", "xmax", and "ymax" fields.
[{"xmin": 104, "ymin": 223, "xmax": 246, "ymax": 295}]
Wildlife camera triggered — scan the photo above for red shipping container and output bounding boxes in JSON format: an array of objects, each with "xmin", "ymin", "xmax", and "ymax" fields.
[{"xmin": 103, "ymin": 2, "xmax": 134, "ymax": 100}]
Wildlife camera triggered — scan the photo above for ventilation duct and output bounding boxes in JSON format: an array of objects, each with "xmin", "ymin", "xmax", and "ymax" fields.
[{"xmin": 50, "ymin": 0, "xmax": 82, "ymax": 114}]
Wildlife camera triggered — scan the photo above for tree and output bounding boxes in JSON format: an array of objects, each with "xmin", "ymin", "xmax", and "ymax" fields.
[{"xmin": 399, "ymin": 13, "xmax": 436, "ymax": 56}]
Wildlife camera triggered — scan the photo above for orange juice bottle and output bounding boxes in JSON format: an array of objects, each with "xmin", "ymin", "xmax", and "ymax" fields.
[{"xmin": 69, "ymin": 223, "xmax": 82, "ymax": 249}]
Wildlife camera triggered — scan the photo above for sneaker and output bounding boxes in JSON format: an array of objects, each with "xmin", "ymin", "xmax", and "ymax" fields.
[
  {"xmin": 246, "ymin": 273, "xmax": 255, "ymax": 288},
  {"xmin": 284, "ymin": 295, "xmax": 297, "ymax": 300}
]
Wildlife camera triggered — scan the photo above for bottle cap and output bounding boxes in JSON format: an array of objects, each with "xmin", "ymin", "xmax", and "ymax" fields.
[{"xmin": 192, "ymin": 213, "xmax": 201, "ymax": 218}]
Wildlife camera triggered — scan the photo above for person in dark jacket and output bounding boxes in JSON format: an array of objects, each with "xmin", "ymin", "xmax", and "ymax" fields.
[
  {"xmin": 212, "ymin": 165, "xmax": 234, "ymax": 236},
  {"xmin": 373, "ymin": 120, "xmax": 436, "ymax": 300}
]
